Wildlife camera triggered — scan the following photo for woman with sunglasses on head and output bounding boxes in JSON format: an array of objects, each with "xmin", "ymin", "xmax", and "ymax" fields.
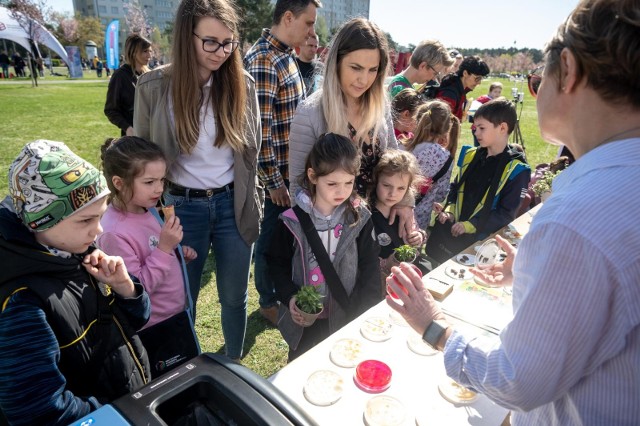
[
  {"xmin": 104, "ymin": 34, "xmax": 153, "ymax": 136},
  {"xmin": 134, "ymin": 0, "xmax": 262, "ymax": 361},
  {"xmin": 289, "ymin": 18, "xmax": 417, "ymax": 238},
  {"xmin": 387, "ymin": 0, "xmax": 640, "ymax": 424},
  {"xmin": 435, "ymin": 55, "xmax": 490, "ymax": 121}
]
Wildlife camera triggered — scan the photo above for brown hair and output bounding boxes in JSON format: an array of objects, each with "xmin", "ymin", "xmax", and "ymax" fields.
[
  {"xmin": 124, "ymin": 33, "xmax": 152, "ymax": 73},
  {"xmin": 406, "ymin": 100, "xmax": 453, "ymax": 151},
  {"xmin": 474, "ymin": 98, "xmax": 517, "ymax": 134},
  {"xmin": 545, "ymin": 0, "xmax": 640, "ymax": 109},
  {"xmin": 370, "ymin": 149, "xmax": 423, "ymax": 205},
  {"xmin": 171, "ymin": 0, "xmax": 247, "ymax": 154},
  {"xmin": 100, "ymin": 136, "xmax": 166, "ymax": 210},
  {"xmin": 299, "ymin": 133, "xmax": 362, "ymax": 224},
  {"xmin": 392, "ymin": 88, "xmax": 425, "ymax": 123}
]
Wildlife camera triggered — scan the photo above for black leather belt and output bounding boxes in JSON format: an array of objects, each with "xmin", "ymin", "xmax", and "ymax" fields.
[{"xmin": 166, "ymin": 181, "xmax": 234, "ymax": 198}]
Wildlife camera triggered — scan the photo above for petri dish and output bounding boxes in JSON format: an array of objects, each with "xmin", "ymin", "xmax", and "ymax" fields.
[
  {"xmin": 354, "ymin": 360, "xmax": 392, "ymax": 393},
  {"xmin": 364, "ymin": 395, "xmax": 406, "ymax": 426}
]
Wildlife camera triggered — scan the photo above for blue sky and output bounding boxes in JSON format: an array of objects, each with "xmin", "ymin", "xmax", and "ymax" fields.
[{"xmin": 48, "ymin": 0, "xmax": 579, "ymax": 49}]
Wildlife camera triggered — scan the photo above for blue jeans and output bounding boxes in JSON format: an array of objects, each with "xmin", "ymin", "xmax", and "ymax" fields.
[
  {"xmin": 164, "ymin": 189, "xmax": 251, "ymax": 359},
  {"xmin": 253, "ymin": 196, "xmax": 288, "ymax": 308}
]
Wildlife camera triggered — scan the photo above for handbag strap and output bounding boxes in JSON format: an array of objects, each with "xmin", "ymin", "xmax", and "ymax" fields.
[
  {"xmin": 432, "ymin": 155, "xmax": 453, "ymax": 184},
  {"xmin": 149, "ymin": 208, "xmax": 194, "ymax": 314},
  {"xmin": 293, "ymin": 205, "xmax": 350, "ymax": 311}
]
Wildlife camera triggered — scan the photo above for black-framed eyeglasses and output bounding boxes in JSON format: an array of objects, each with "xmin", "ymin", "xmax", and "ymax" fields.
[
  {"xmin": 193, "ymin": 32, "xmax": 239, "ymax": 54},
  {"xmin": 428, "ymin": 64, "xmax": 442, "ymax": 80},
  {"xmin": 527, "ymin": 65, "xmax": 544, "ymax": 98}
]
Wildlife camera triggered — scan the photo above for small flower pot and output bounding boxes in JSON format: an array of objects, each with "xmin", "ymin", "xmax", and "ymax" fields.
[{"xmin": 293, "ymin": 303, "xmax": 323, "ymax": 327}]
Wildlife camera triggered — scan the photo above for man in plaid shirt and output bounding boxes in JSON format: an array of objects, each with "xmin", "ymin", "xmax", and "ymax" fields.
[{"xmin": 244, "ymin": 0, "xmax": 321, "ymax": 325}]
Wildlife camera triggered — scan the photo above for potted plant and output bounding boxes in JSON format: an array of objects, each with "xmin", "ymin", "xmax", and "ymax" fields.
[
  {"xmin": 293, "ymin": 285, "xmax": 324, "ymax": 326},
  {"xmin": 532, "ymin": 170, "xmax": 562, "ymax": 202},
  {"xmin": 393, "ymin": 244, "xmax": 418, "ymax": 264}
]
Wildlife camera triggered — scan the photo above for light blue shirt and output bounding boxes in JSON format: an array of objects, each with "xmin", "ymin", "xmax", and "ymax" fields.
[{"xmin": 444, "ymin": 138, "xmax": 640, "ymax": 425}]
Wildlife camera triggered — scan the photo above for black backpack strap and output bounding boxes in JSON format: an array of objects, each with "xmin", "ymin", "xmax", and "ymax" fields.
[
  {"xmin": 293, "ymin": 205, "xmax": 350, "ymax": 311},
  {"xmin": 432, "ymin": 155, "xmax": 453, "ymax": 184}
]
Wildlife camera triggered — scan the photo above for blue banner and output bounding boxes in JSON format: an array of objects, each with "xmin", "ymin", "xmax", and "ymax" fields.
[{"xmin": 105, "ymin": 20, "xmax": 120, "ymax": 70}]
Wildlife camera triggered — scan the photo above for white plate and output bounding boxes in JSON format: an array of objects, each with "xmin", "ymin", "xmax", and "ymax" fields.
[
  {"xmin": 364, "ymin": 395, "xmax": 406, "ymax": 426},
  {"xmin": 407, "ymin": 332, "xmax": 438, "ymax": 356},
  {"xmin": 455, "ymin": 253, "xmax": 476, "ymax": 266},
  {"xmin": 330, "ymin": 338, "xmax": 363, "ymax": 368},
  {"xmin": 360, "ymin": 316, "xmax": 393, "ymax": 342},
  {"xmin": 444, "ymin": 265, "xmax": 473, "ymax": 280},
  {"xmin": 303, "ymin": 370, "xmax": 344, "ymax": 406},
  {"xmin": 438, "ymin": 380, "xmax": 478, "ymax": 405}
]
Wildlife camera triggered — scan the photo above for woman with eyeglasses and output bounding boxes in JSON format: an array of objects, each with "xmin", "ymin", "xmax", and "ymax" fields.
[
  {"xmin": 435, "ymin": 55, "xmax": 490, "ymax": 121},
  {"xmin": 289, "ymin": 17, "xmax": 417, "ymax": 238},
  {"xmin": 386, "ymin": 0, "xmax": 640, "ymax": 424},
  {"xmin": 134, "ymin": 0, "xmax": 262, "ymax": 361}
]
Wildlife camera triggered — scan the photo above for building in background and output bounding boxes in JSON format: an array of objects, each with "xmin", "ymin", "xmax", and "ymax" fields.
[
  {"xmin": 73, "ymin": 0, "xmax": 176, "ymax": 56},
  {"xmin": 316, "ymin": 0, "xmax": 369, "ymax": 31}
]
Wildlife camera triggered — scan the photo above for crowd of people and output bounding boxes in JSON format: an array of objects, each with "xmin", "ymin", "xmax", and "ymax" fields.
[{"xmin": 0, "ymin": 0, "xmax": 638, "ymax": 424}]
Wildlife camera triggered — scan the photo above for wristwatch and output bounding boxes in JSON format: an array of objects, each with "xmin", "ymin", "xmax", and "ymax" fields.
[{"xmin": 422, "ymin": 319, "xmax": 448, "ymax": 350}]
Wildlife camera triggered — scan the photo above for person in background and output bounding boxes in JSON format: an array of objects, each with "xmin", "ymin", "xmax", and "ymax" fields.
[
  {"xmin": 391, "ymin": 87, "xmax": 424, "ymax": 144},
  {"xmin": 244, "ymin": 0, "xmax": 321, "ymax": 326},
  {"xmin": 268, "ymin": 133, "xmax": 381, "ymax": 360},
  {"xmin": 104, "ymin": 34, "xmax": 153, "ymax": 136},
  {"xmin": 0, "ymin": 51, "xmax": 9, "ymax": 78},
  {"xmin": 296, "ymin": 34, "xmax": 321, "ymax": 96},
  {"xmin": 435, "ymin": 55, "xmax": 490, "ymax": 121},
  {"xmin": 406, "ymin": 101, "xmax": 459, "ymax": 230},
  {"xmin": 134, "ymin": 0, "xmax": 263, "ymax": 361},
  {"xmin": 0, "ymin": 140, "xmax": 150, "ymax": 425},
  {"xmin": 477, "ymin": 82, "xmax": 503, "ymax": 105},
  {"xmin": 388, "ymin": 3, "xmax": 640, "ymax": 424},
  {"xmin": 426, "ymin": 99, "xmax": 530, "ymax": 264},
  {"xmin": 448, "ymin": 49, "xmax": 463, "ymax": 72},
  {"xmin": 387, "ymin": 39, "xmax": 453, "ymax": 98}
]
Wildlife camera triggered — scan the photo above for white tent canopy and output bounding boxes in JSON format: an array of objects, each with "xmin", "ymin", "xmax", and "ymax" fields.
[{"xmin": 0, "ymin": 6, "xmax": 69, "ymax": 65}]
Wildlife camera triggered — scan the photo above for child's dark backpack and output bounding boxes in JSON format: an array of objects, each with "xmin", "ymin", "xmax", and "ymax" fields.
[{"xmin": 417, "ymin": 82, "xmax": 439, "ymax": 101}]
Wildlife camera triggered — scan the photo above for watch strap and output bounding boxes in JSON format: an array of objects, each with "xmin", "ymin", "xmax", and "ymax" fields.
[{"xmin": 422, "ymin": 319, "xmax": 447, "ymax": 349}]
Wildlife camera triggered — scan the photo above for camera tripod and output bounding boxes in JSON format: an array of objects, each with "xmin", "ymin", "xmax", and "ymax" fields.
[{"xmin": 510, "ymin": 88, "xmax": 526, "ymax": 150}]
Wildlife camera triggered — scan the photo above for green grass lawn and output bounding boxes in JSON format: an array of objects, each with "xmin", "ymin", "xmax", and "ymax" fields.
[{"xmin": 0, "ymin": 78, "xmax": 557, "ymax": 379}]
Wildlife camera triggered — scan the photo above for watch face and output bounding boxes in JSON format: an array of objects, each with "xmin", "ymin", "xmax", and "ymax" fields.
[{"xmin": 423, "ymin": 320, "xmax": 447, "ymax": 349}]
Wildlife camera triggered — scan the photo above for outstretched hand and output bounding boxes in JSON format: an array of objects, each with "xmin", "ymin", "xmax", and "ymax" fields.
[
  {"xmin": 469, "ymin": 235, "xmax": 517, "ymax": 286},
  {"xmin": 385, "ymin": 263, "xmax": 445, "ymax": 336}
]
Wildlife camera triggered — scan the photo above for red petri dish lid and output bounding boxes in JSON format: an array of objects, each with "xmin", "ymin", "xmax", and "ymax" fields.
[{"xmin": 354, "ymin": 360, "xmax": 392, "ymax": 393}]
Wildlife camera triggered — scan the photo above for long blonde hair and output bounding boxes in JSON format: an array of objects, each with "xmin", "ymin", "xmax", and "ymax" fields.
[
  {"xmin": 321, "ymin": 17, "xmax": 389, "ymax": 144},
  {"xmin": 170, "ymin": 0, "xmax": 247, "ymax": 154}
]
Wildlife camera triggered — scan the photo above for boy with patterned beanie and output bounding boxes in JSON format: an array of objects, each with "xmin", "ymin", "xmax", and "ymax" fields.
[{"xmin": 0, "ymin": 140, "xmax": 151, "ymax": 425}]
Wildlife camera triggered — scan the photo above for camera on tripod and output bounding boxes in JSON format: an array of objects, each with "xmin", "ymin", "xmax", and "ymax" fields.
[{"xmin": 511, "ymin": 87, "xmax": 524, "ymax": 103}]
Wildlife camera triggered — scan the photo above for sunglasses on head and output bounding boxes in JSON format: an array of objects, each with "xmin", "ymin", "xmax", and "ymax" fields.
[{"xmin": 527, "ymin": 66, "xmax": 544, "ymax": 98}]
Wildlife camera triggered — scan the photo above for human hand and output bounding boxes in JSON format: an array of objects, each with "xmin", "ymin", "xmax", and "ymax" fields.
[
  {"xmin": 438, "ymin": 211, "xmax": 453, "ymax": 224},
  {"xmin": 125, "ymin": 126, "xmax": 135, "ymax": 136},
  {"xmin": 288, "ymin": 296, "xmax": 310, "ymax": 327},
  {"xmin": 182, "ymin": 245, "xmax": 197, "ymax": 264},
  {"xmin": 433, "ymin": 203, "xmax": 444, "ymax": 214},
  {"xmin": 405, "ymin": 230, "xmax": 423, "ymax": 247},
  {"xmin": 389, "ymin": 205, "xmax": 415, "ymax": 240},
  {"xmin": 451, "ymin": 222, "xmax": 467, "ymax": 237},
  {"xmin": 386, "ymin": 263, "xmax": 445, "ymax": 336},
  {"xmin": 158, "ymin": 215, "xmax": 183, "ymax": 254},
  {"xmin": 470, "ymin": 235, "xmax": 516, "ymax": 286},
  {"xmin": 83, "ymin": 250, "xmax": 135, "ymax": 298},
  {"xmin": 269, "ymin": 186, "xmax": 291, "ymax": 208}
]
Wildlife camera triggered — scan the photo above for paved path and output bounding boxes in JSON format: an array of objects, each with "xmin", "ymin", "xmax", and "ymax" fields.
[{"xmin": 0, "ymin": 79, "xmax": 108, "ymax": 85}]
